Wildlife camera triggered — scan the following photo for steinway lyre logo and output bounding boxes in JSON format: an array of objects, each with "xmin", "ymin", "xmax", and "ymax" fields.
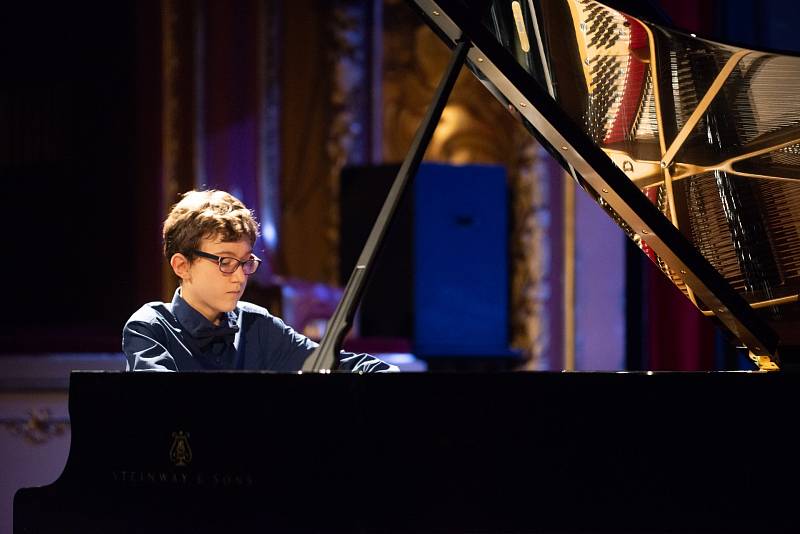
[{"xmin": 170, "ymin": 431, "xmax": 193, "ymax": 467}]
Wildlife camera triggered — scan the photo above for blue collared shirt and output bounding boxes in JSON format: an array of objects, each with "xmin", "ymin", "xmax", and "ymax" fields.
[{"xmin": 122, "ymin": 289, "xmax": 396, "ymax": 372}]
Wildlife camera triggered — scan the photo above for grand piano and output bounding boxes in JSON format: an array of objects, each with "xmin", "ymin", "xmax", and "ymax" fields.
[{"xmin": 15, "ymin": 0, "xmax": 800, "ymax": 532}]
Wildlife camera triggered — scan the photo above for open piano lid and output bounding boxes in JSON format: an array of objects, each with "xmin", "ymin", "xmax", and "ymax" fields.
[{"xmin": 407, "ymin": 0, "xmax": 800, "ymax": 369}]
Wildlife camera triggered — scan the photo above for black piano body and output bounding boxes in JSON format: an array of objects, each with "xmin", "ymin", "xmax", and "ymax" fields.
[{"xmin": 14, "ymin": 371, "xmax": 800, "ymax": 533}]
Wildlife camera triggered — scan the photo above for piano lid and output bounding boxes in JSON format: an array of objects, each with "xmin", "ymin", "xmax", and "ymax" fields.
[{"xmin": 408, "ymin": 0, "xmax": 800, "ymax": 368}]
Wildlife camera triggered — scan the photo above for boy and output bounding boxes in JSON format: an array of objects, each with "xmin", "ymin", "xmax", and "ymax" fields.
[{"xmin": 122, "ymin": 189, "xmax": 396, "ymax": 372}]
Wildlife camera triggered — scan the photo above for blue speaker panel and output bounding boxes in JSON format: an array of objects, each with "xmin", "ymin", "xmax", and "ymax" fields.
[{"xmin": 413, "ymin": 163, "xmax": 509, "ymax": 357}]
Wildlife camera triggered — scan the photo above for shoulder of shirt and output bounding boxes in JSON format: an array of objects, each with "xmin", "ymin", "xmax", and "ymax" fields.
[{"xmin": 125, "ymin": 301, "xmax": 175, "ymax": 326}]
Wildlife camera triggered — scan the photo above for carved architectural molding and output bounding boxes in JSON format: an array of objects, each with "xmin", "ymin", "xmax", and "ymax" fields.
[
  {"xmin": 512, "ymin": 144, "xmax": 553, "ymax": 369},
  {"xmin": 256, "ymin": 0, "xmax": 283, "ymax": 277},
  {"xmin": 0, "ymin": 355, "xmax": 121, "ymax": 442},
  {"xmin": 324, "ymin": 0, "xmax": 374, "ymax": 285},
  {"xmin": 1, "ymin": 409, "xmax": 68, "ymax": 445}
]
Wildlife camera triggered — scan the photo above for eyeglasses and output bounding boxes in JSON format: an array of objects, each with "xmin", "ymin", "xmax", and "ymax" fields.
[{"xmin": 189, "ymin": 249, "xmax": 262, "ymax": 275}]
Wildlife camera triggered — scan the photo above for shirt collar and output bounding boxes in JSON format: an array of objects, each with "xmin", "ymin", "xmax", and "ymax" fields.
[{"xmin": 172, "ymin": 287, "xmax": 238, "ymax": 338}]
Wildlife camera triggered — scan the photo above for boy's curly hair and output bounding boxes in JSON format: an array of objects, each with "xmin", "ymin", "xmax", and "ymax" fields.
[{"xmin": 163, "ymin": 190, "xmax": 260, "ymax": 260}]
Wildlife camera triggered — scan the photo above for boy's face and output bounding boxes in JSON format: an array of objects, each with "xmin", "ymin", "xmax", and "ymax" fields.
[{"xmin": 174, "ymin": 236, "xmax": 253, "ymax": 323}]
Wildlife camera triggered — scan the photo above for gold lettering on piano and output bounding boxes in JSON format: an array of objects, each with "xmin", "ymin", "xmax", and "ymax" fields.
[
  {"xmin": 170, "ymin": 431, "xmax": 192, "ymax": 467},
  {"xmin": 111, "ymin": 469, "xmax": 255, "ymax": 488}
]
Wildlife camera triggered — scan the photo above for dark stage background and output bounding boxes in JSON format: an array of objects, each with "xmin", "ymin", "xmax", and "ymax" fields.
[{"xmin": 0, "ymin": 2, "xmax": 140, "ymax": 352}]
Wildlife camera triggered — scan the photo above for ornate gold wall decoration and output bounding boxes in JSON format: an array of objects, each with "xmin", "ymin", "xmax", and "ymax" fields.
[
  {"xmin": 325, "ymin": 0, "xmax": 373, "ymax": 285},
  {"xmin": 514, "ymin": 144, "xmax": 552, "ymax": 369},
  {"xmin": 256, "ymin": 0, "xmax": 282, "ymax": 276},
  {"xmin": 382, "ymin": 0, "xmax": 550, "ymax": 366},
  {"xmin": 1, "ymin": 409, "xmax": 68, "ymax": 445}
]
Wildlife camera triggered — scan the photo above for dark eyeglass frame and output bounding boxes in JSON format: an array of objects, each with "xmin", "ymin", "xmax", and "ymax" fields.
[{"xmin": 189, "ymin": 249, "xmax": 262, "ymax": 275}]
